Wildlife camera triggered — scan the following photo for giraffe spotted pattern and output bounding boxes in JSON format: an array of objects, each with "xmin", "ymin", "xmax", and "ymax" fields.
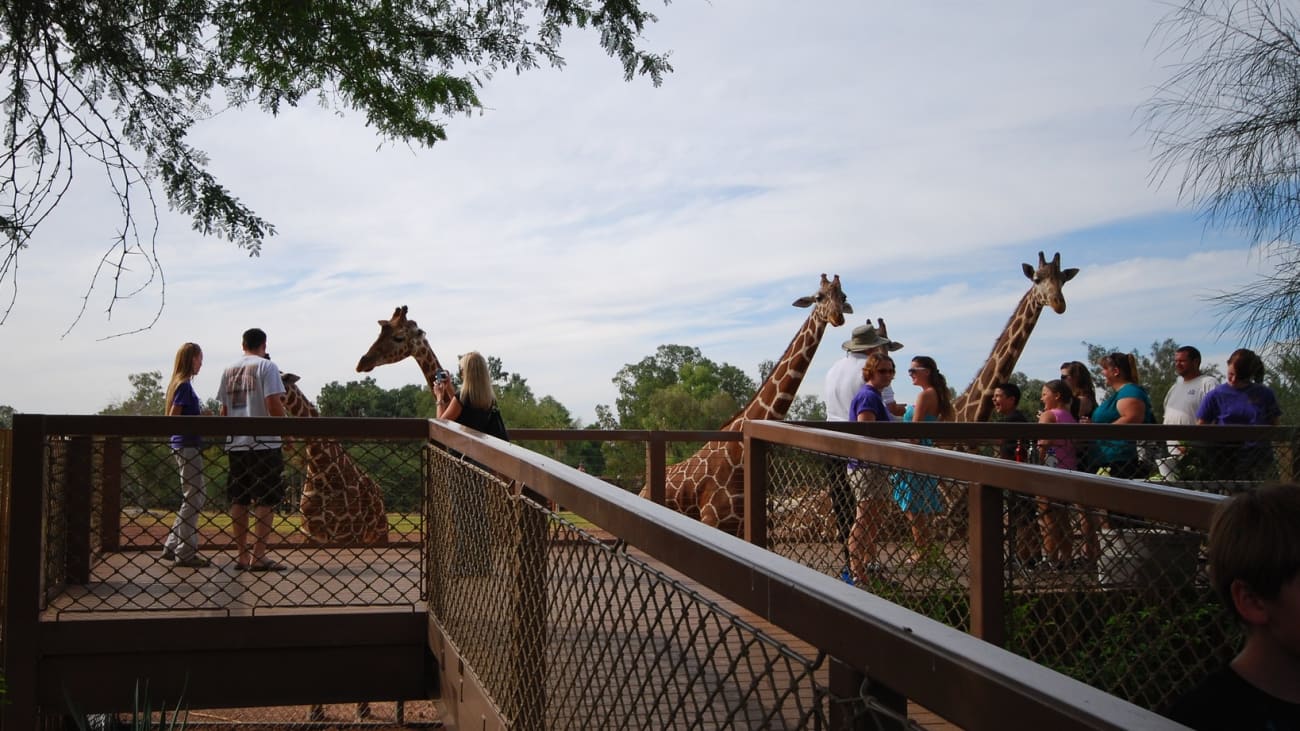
[
  {"xmin": 282, "ymin": 374, "xmax": 389, "ymax": 545},
  {"xmin": 650, "ymin": 273, "xmax": 852, "ymax": 536}
]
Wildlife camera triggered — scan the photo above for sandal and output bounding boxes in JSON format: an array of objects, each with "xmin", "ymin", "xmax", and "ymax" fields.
[{"xmin": 244, "ymin": 558, "xmax": 287, "ymax": 572}]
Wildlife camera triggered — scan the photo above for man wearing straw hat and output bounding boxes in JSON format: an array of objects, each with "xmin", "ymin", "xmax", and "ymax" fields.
[{"xmin": 824, "ymin": 320, "xmax": 904, "ymax": 422}]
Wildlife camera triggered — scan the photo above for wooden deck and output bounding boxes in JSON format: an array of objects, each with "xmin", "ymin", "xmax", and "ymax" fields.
[{"xmin": 42, "ymin": 542, "xmax": 959, "ymax": 729}]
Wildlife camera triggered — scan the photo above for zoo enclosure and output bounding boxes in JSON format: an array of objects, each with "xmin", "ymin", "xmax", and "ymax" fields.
[{"xmin": 1, "ymin": 415, "xmax": 1261, "ymax": 729}]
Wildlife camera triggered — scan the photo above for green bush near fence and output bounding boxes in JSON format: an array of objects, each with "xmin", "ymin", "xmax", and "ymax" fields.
[{"xmin": 1006, "ymin": 589, "xmax": 1239, "ymax": 712}]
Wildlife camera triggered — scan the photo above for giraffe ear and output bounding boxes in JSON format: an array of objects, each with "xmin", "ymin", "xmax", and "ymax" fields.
[
  {"xmin": 1060, "ymin": 267, "xmax": 1079, "ymax": 283},
  {"xmin": 841, "ymin": 302, "xmax": 854, "ymax": 314},
  {"xmin": 792, "ymin": 296, "xmax": 815, "ymax": 308},
  {"xmin": 283, "ymin": 373, "xmax": 300, "ymax": 385},
  {"xmin": 1022, "ymin": 263, "xmax": 1036, "ymax": 280}
]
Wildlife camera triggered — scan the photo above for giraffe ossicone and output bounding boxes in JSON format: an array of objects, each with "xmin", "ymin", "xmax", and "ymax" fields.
[
  {"xmin": 357, "ymin": 305, "xmax": 448, "ymax": 395},
  {"xmin": 950, "ymin": 251, "xmax": 1079, "ymax": 423}
]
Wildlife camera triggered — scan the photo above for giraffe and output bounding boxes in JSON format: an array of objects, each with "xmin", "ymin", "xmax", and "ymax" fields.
[
  {"xmin": 950, "ymin": 251, "xmax": 1079, "ymax": 423},
  {"xmin": 280, "ymin": 374, "xmax": 389, "ymax": 546},
  {"xmin": 356, "ymin": 305, "xmax": 447, "ymax": 395},
  {"xmin": 642, "ymin": 274, "xmax": 852, "ymax": 535}
]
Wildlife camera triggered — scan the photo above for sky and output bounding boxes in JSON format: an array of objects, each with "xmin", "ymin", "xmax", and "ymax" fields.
[{"xmin": 0, "ymin": 1, "xmax": 1272, "ymax": 422}]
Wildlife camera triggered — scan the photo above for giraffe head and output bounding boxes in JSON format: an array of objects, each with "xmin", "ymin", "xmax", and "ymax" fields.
[
  {"xmin": 1022, "ymin": 251, "xmax": 1079, "ymax": 314},
  {"xmin": 791, "ymin": 273, "xmax": 853, "ymax": 326},
  {"xmin": 356, "ymin": 305, "xmax": 426, "ymax": 373},
  {"xmin": 279, "ymin": 373, "xmax": 317, "ymax": 417}
]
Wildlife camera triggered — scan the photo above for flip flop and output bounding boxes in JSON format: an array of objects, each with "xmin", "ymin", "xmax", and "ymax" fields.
[{"xmin": 245, "ymin": 558, "xmax": 287, "ymax": 572}]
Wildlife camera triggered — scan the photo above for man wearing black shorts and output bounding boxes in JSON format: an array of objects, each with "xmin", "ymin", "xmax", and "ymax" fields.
[{"xmin": 217, "ymin": 328, "xmax": 288, "ymax": 572}]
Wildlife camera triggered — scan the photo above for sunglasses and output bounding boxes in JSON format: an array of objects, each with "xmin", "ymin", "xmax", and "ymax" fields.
[{"xmin": 907, "ymin": 367, "xmax": 928, "ymax": 375}]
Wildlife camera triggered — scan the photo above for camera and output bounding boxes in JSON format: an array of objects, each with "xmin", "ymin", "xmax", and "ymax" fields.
[{"xmin": 434, "ymin": 369, "xmax": 449, "ymax": 384}]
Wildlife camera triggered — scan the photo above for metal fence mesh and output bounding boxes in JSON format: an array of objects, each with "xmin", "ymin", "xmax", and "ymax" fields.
[
  {"xmin": 426, "ymin": 447, "xmax": 923, "ymax": 730},
  {"xmin": 764, "ymin": 437, "xmax": 1242, "ymax": 714},
  {"xmin": 40, "ymin": 435, "xmax": 426, "ymax": 615},
  {"xmin": 766, "ymin": 445, "xmax": 973, "ymax": 630}
]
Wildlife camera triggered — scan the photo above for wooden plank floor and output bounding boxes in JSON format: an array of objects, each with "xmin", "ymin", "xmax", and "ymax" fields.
[{"xmin": 43, "ymin": 542, "xmax": 959, "ymax": 729}]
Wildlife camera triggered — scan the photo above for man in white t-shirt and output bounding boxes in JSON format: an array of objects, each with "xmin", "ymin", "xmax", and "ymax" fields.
[
  {"xmin": 1159, "ymin": 345, "xmax": 1219, "ymax": 480},
  {"xmin": 216, "ymin": 328, "xmax": 288, "ymax": 572},
  {"xmin": 822, "ymin": 320, "xmax": 903, "ymax": 576},
  {"xmin": 823, "ymin": 321, "xmax": 904, "ymax": 421}
]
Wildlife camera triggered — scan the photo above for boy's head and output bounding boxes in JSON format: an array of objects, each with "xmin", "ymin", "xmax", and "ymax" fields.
[
  {"xmin": 991, "ymin": 383, "xmax": 1020, "ymax": 416},
  {"xmin": 1209, "ymin": 483, "xmax": 1300, "ymax": 624}
]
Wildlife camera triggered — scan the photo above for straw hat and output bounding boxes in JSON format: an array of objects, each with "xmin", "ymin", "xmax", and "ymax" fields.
[{"xmin": 841, "ymin": 323, "xmax": 903, "ymax": 353}]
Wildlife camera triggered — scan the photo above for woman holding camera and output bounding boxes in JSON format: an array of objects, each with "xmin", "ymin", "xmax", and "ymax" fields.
[
  {"xmin": 434, "ymin": 351, "xmax": 505, "ymax": 440},
  {"xmin": 432, "ymin": 351, "xmax": 504, "ymax": 576}
]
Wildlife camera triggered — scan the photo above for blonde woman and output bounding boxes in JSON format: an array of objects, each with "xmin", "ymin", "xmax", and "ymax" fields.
[
  {"xmin": 163, "ymin": 342, "xmax": 211, "ymax": 568},
  {"xmin": 434, "ymin": 351, "xmax": 506, "ymax": 440},
  {"xmin": 433, "ymin": 350, "xmax": 502, "ymax": 576}
]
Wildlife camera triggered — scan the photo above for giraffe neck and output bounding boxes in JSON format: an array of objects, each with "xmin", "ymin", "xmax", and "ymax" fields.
[
  {"xmin": 953, "ymin": 289, "xmax": 1043, "ymax": 422},
  {"xmin": 722, "ymin": 313, "xmax": 826, "ymax": 430},
  {"xmin": 409, "ymin": 337, "xmax": 445, "ymax": 394},
  {"xmin": 283, "ymin": 390, "xmax": 319, "ymax": 418}
]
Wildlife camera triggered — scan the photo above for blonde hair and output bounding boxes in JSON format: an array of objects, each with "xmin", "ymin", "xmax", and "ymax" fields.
[
  {"xmin": 165, "ymin": 342, "xmax": 203, "ymax": 412},
  {"xmin": 458, "ymin": 351, "xmax": 496, "ymax": 410}
]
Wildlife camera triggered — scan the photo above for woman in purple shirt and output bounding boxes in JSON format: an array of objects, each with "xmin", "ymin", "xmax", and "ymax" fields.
[
  {"xmin": 162, "ymin": 342, "xmax": 211, "ymax": 568},
  {"xmin": 846, "ymin": 352, "xmax": 895, "ymax": 584},
  {"xmin": 1197, "ymin": 348, "xmax": 1281, "ymax": 485}
]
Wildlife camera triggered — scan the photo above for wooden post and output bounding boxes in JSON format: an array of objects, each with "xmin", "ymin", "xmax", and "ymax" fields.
[
  {"xmin": 511, "ymin": 495, "xmax": 548, "ymax": 730},
  {"xmin": 4, "ymin": 415, "xmax": 45, "ymax": 729},
  {"xmin": 100, "ymin": 436, "xmax": 122, "ymax": 553},
  {"xmin": 66, "ymin": 435, "xmax": 93, "ymax": 585},
  {"xmin": 968, "ymin": 483, "xmax": 1006, "ymax": 646},
  {"xmin": 743, "ymin": 433, "xmax": 768, "ymax": 548},
  {"xmin": 646, "ymin": 432, "xmax": 666, "ymax": 506}
]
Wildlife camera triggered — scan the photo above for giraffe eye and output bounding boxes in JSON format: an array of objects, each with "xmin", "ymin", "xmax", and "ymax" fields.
[{"xmin": 393, "ymin": 336, "xmax": 405, "ymax": 343}]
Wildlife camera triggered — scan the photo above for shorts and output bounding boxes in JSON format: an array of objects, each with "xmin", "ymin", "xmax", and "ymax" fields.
[
  {"xmin": 847, "ymin": 467, "xmax": 887, "ymax": 503},
  {"xmin": 227, "ymin": 448, "xmax": 285, "ymax": 507}
]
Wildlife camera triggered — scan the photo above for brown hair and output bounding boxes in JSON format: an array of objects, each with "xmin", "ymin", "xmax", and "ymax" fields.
[
  {"xmin": 1042, "ymin": 379, "xmax": 1073, "ymax": 405},
  {"xmin": 1208, "ymin": 483, "xmax": 1300, "ymax": 622},
  {"xmin": 1228, "ymin": 348, "xmax": 1265, "ymax": 384},
  {"xmin": 1099, "ymin": 352, "xmax": 1141, "ymax": 385},
  {"xmin": 862, "ymin": 353, "xmax": 894, "ymax": 381}
]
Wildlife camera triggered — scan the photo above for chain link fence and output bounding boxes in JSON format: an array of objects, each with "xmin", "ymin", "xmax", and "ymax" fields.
[
  {"xmin": 425, "ymin": 446, "xmax": 921, "ymax": 730},
  {"xmin": 763, "ymin": 430, "xmax": 1241, "ymax": 714},
  {"xmin": 40, "ymin": 434, "xmax": 426, "ymax": 615}
]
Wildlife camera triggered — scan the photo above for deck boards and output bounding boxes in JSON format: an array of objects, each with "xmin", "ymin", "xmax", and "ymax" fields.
[{"xmin": 43, "ymin": 542, "xmax": 958, "ymax": 729}]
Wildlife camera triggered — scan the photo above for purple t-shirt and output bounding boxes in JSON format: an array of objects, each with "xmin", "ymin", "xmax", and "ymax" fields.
[
  {"xmin": 849, "ymin": 384, "xmax": 890, "ymax": 423},
  {"xmin": 1197, "ymin": 383, "xmax": 1282, "ymax": 426},
  {"xmin": 169, "ymin": 381, "xmax": 202, "ymax": 449}
]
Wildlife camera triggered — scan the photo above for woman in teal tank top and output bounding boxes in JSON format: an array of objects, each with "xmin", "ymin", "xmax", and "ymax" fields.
[{"xmin": 890, "ymin": 356, "xmax": 954, "ymax": 563}]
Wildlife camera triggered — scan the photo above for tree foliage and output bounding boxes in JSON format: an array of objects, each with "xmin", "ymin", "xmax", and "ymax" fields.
[
  {"xmin": 99, "ymin": 370, "xmax": 167, "ymax": 415},
  {"xmin": 1144, "ymin": 0, "xmax": 1300, "ymax": 352},
  {"xmin": 610, "ymin": 344, "xmax": 755, "ymax": 428},
  {"xmin": 1, "ymin": 0, "xmax": 672, "ymax": 331},
  {"xmin": 0, "ymin": 404, "xmax": 13, "ymax": 428},
  {"xmin": 317, "ymin": 377, "xmax": 435, "ymax": 417}
]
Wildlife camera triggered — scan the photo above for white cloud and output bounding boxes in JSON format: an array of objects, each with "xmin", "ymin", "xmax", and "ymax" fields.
[{"xmin": 0, "ymin": 1, "xmax": 1269, "ymax": 424}]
